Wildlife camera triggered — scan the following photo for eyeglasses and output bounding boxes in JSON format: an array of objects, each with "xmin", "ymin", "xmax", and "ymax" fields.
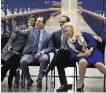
[
  {"xmin": 58, "ymin": 21, "xmax": 66, "ymax": 23},
  {"xmin": 12, "ymin": 21, "xmax": 16, "ymax": 23}
]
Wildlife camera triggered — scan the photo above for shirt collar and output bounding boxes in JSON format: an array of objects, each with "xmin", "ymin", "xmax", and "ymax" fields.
[
  {"xmin": 61, "ymin": 30, "xmax": 64, "ymax": 34},
  {"xmin": 36, "ymin": 28, "xmax": 44, "ymax": 32}
]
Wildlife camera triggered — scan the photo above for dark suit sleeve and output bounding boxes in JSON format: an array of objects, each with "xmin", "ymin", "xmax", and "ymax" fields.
[
  {"xmin": 52, "ymin": 30, "xmax": 61, "ymax": 53},
  {"xmin": 52, "ymin": 32, "xmax": 56, "ymax": 47},
  {"xmin": 52, "ymin": 32, "xmax": 58, "ymax": 53},
  {"xmin": 41, "ymin": 34, "xmax": 53, "ymax": 54},
  {"xmin": 13, "ymin": 26, "xmax": 31, "ymax": 36}
]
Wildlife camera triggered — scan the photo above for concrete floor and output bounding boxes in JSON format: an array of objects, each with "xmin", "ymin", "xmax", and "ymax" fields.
[{"xmin": 1, "ymin": 67, "xmax": 105, "ymax": 92}]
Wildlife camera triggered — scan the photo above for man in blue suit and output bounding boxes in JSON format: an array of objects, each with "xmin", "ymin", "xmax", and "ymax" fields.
[{"xmin": 12, "ymin": 16, "xmax": 53, "ymax": 89}]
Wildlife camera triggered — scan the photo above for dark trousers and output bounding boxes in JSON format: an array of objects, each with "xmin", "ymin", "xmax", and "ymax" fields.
[
  {"xmin": 1, "ymin": 54, "xmax": 20, "ymax": 85},
  {"xmin": 48, "ymin": 49, "xmax": 77, "ymax": 85}
]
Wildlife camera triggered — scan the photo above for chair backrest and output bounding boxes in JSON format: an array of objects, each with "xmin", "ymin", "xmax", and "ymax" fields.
[
  {"xmin": 96, "ymin": 40, "xmax": 105, "ymax": 59},
  {"xmin": 87, "ymin": 39, "xmax": 105, "ymax": 68}
]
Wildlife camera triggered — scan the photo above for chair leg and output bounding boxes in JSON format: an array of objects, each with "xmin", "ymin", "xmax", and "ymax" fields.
[
  {"xmin": 76, "ymin": 65, "xmax": 77, "ymax": 83},
  {"xmin": 50, "ymin": 67, "xmax": 55, "ymax": 92},
  {"xmin": 45, "ymin": 74, "xmax": 48, "ymax": 92},
  {"xmin": 50, "ymin": 70, "xmax": 55, "ymax": 92},
  {"xmin": 73, "ymin": 65, "xmax": 77, "ymax": 92},
  {"xmin": 103, "ymin": 75, "xmax": 106, "ymax": 92},
  {"xmin": 50, "ymin": 70, "xmax": 52, "ymax": 92},
  {"xmin": 21, "ymin": 71, "xmax": 25, "ymax": 88},
  {"xmin": 75, "ymin": 65, "xmax": 77, "ymax": 92},
  {"xmin": 73, "ymin": 67, "xmax": 76, "ymax": 92},
  {"xmin": 14, "ymin": 68, "xmax": 20, "ymax": 88},
  {"xmin": 54, "ymin": 67, "xmax": 55, "ymax": 88}
]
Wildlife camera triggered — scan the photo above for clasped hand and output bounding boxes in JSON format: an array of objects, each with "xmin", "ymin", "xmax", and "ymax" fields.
[
  {"xmin": 34, "ymin": 52, "xmax": 41, "ymax": 59},
  {"xmin": 83, "ymin": 48, "xmax": 92, "ymax": 57}
]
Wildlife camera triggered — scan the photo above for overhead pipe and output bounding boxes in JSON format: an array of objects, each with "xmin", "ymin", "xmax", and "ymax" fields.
[
  {"xmin": 1, "ymin": 8, "xmax": 60, "ymax": 21},
  {"xmin": 79, "ymin": 7, "xmax": 106, "ymax": 23}
]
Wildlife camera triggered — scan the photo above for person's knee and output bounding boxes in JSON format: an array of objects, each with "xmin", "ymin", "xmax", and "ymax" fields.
[
  {"xmin": 95, "ymin": 62, "xmax": 103, "ymax": 68},
  {"xmin": 57, "ymin": 49, "xmax": 70, "ymax": 57},
  {"xmin": 40, "ymin": 54, "xmax": 49, "ymax": 62},
  {"xmin": 79, "ymin": 59, "xmax": 88, "ymax": 66},
  {"xmin": 20, "ymin": 59, "xmax": 27, "ymax": 68}
]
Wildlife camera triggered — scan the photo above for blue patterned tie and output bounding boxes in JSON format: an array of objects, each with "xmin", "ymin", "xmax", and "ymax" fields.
[{"xmin": 36, "ymin": 31, "xmax": 40, "ymax": 51}]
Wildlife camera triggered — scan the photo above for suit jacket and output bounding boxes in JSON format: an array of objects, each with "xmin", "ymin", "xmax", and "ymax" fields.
[
  {"xmin": 52, "ymin": 30, "xmax": 62, "ymax": 53},
  {"xmin": 14, "ymin": 27, "xmax": 53, "ymax": 56},
  {"xmin": 1, "ymin": 32, "xmax": 27, "ymax": 61}
]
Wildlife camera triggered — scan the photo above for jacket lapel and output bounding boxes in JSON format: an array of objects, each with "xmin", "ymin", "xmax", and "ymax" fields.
[
  {"xmin": 41, "ymin": 30, "xmax": 46, "ymax": 49},
  {"xmin": 59, "ymin": 30, "xmax": 62, "ymax": 40},
  {"xmin": 57, "ymin": 30, "xmax": 62, "ymax": 44},
  {"xmin": 33, "ymin": 27, "xmax": 37, "ymax": 44}
]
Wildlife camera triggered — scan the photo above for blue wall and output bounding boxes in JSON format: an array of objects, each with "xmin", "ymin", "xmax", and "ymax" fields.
[
  {"xmin": 81, "ymin": 0, "xmax": 106, "ymax": 43},
  {"xmin": 2, "ymin": 0, "xmax": 53, "ymax": 15}
]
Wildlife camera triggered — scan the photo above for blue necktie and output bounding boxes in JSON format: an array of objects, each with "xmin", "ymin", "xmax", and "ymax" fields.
[{"xmin": 36, "ymin": 31, "xmax": 40, "ymax": 51}]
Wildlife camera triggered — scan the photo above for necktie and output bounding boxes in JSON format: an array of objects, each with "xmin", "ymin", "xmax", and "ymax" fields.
[
  {"xmin": 61, "ymin": 34, "xmax": 67, "ymax": 49},
  {"xmin": 36, "ymin": 31, "xmax": 40, "ymax": 51}
]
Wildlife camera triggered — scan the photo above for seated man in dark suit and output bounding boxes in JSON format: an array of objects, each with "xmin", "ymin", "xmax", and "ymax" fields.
[
  {"xmin": 12, "ymin": 16, "xmax": 53, "ymax": 89},
  {"xmin": 51, "ymin": 16, "xmax": 72, "ymax": 92}
]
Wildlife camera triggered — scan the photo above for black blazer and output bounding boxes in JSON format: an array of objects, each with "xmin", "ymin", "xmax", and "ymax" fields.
[{"xmin": 52, "ymin": 30, "xmax": 62, "ymax": 53}]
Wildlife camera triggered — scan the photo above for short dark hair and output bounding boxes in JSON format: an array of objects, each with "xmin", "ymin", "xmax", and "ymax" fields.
[
  {"xmin": 29, "ymin": 15, "xmax": 37, "ymax": 21},
  {"xmin": 37, "ymin": 15, "xmax": 47, "ymax": 24},
  {"xmin": 61, "ymin": 15, "xmax": 70, "ymax": 22},
  {"xmin": 12, "ymin": 18, "xmax": 18, "ymax": 22}
]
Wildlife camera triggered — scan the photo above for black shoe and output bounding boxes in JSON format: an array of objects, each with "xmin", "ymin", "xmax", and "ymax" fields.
[
  {"xmin": 67, "ymin": 84, "xmax": 72, "ymax": 89},
  {"xmin": 77, "ymin": 84, "xmax": 84, "ymax": 92},
  {"xmin": 56, "ymin": 85, "xmax": 68, "ymax": 92},
  {"xmin": 36, "ymin": 79, "xmax": 42, "ymax": 89},
  {"xmin": 27, "ymin": 79, "xmax": 34, "ymax": 89}
]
